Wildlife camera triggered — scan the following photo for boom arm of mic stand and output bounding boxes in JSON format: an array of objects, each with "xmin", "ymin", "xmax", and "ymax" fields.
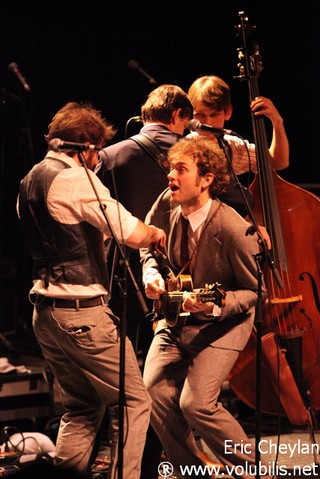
[{"xmin": 216, "ymin": 134, "xmax": 283, "ymax": 289}]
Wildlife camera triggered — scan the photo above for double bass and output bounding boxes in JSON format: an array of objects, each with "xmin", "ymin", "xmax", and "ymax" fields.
[{"xmin": 228, "ymin": 12, "xmax": 320, "ymax": 427}]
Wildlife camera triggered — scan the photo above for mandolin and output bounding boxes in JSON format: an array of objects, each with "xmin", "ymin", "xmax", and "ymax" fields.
[{"xmin": 150, "ymin": 266, "xmax": 226, "ymax": 327}]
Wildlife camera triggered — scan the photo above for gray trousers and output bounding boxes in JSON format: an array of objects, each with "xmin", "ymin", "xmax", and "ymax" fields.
[
  {"xmin": 143, "ymin": 325, "xmax": 270, "ymax": 479},
  {"xmin": 33, "ymin": 301, "xmax": 151, "ymax": 479}
]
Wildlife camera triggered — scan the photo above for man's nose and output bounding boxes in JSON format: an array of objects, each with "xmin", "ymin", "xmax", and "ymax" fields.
[{"xmin": 167, "ymin": 169, "xmax": 175, "ymax": 180}]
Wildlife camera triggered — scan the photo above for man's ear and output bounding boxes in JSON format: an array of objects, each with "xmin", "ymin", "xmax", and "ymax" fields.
[
  {"xmin": 224, "ymin": 104, "xmax": 233, "ymax": 121},
  {"xmin": 171, "ymin": 108, "xmax": 182, "ymax": 124},
  {"xmin": 203, "ymin": 173, "xmax": 214, "ymax": 186}
]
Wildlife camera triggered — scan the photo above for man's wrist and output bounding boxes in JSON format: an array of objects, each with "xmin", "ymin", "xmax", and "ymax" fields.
[{"xmin": 205, "ymin": 303, "xmax": 222, "ymax": 318}]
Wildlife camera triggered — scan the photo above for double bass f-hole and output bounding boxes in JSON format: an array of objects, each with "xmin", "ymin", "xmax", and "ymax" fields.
[{"xmin": 228, "ymin": 11, "xmax": 320, "ymax": 426}]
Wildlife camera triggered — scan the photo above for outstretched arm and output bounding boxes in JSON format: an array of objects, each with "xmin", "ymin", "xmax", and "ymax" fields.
[{"xmin": 126, "ymin": 222, "xmax": 166, "ymax": 249}]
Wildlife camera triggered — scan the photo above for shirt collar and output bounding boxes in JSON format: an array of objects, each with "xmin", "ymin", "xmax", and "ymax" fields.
[
  {"xmin": 177, "ymin": 198, "xmax": 212, "ymax": 232},
  {"xmin": 45, "ymin": 150, "xmax": 80, "ymax": 168}
]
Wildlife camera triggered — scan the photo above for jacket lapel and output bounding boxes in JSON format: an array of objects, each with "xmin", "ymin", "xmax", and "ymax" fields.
[
  {"xmin": 193, "ymin": 200, "xmax": 223, "ymax": 286},
  {"xmin": 166, "ymin": 207, "xmax": 180, "ymax": 270}
]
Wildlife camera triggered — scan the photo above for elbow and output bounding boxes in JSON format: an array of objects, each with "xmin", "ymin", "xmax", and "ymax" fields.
[
  {"xmin": 275, "ymin": 161, "xmax": 289, "ymax": 171},
  {"xmin": 272, "ymin": 155, "xmax": 290, "ymax": 171},
  {"xmin": 125, "ymin": 222, "xmax": 155, "ymax": 249}
]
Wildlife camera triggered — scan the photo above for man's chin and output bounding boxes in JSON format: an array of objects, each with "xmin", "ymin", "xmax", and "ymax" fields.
[{"xmin": 169, "ymin": 192, "xmax": 179, "ymax": 205}]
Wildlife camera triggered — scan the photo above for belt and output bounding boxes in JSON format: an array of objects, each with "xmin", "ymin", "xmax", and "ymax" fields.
[{"xmin": 33, "ymin": 294, "xmax": 106, "ymax": 309}]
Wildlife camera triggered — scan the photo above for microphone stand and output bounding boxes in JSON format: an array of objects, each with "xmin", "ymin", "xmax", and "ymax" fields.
[
  {"xmin": 217, "ymin": 134, "xmax": 283, "ymax": 284},
  {"xmin": 215, "ymin": 134, "xmax": 283, "ymax": 478},
  {"xmin": 78, "ymin": 152, "xmax": 148, "ymax": 479}
]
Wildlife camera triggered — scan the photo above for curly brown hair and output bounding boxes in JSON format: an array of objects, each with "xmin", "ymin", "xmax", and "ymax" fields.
[{"xmin": 168, "ymin": 136, "xmax": 230, "ymax": 197}]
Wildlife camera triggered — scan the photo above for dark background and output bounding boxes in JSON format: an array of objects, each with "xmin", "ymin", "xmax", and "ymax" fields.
[{"xmin": 1, "ymin": 0, "xmax": 319, "ymax": 336}]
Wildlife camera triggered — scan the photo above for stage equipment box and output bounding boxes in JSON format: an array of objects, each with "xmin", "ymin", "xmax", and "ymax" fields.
[{"xmin": 0, "ymin": 368, "xmax": 54, "ymax": 422}]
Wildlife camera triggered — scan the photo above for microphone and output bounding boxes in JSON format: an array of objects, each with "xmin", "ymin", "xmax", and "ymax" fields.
[
  {"xmin": 188, "ymin": 119, "xmax": 233, "ymax": 136},
  {"xmin": 128, "ymin": 59, "xmax": 158, "ymax": 85},
  {"xmin": 49, "ymin": 138, "xmax": 100, "ymax": 152},
  {"xmin": 129, "ymin": 116, "xmax": 143, "ymax": 122},
  {"xmin": 8, "ymin": 62, "xmax": 31, "ymax": 93}
]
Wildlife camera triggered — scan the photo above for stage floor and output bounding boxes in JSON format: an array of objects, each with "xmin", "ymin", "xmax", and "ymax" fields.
[{"xmin": 1, "ymin": 339, "xmax": 319, "ymax": 478}]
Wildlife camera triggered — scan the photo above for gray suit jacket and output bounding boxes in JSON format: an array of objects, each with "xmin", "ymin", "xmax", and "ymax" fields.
[{"xmin": 141, "ymin": 188, "xmax": 265, "ymax": 351}]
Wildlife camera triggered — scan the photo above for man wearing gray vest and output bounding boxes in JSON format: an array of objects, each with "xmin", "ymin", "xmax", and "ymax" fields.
[{"xmin": 17, "ymin": 101, "xmax": 166, "ymax": 479}]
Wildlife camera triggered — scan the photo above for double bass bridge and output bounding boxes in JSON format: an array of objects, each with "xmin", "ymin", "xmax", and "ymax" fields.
[
  {"xmin": 269, "ymin": 294, "xmax": 308, "ymax": 339},
  {"xmin": 270, "ymin": 294, "xmax": 303, "ymax": 305}
]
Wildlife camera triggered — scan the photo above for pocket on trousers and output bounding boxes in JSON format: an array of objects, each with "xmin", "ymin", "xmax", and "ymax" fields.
[{"xmin": 51, "ymin": 305, "xmax": 118, "ymax": 347}]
